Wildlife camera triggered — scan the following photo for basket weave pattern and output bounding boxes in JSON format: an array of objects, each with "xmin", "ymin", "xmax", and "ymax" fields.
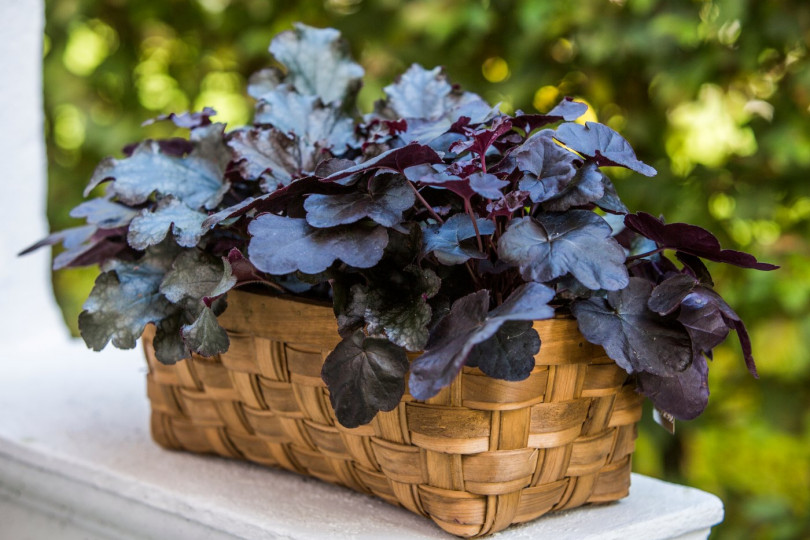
[{"xmin": 144, "ymin": 291, "xmax": 643, "ymax": 537}]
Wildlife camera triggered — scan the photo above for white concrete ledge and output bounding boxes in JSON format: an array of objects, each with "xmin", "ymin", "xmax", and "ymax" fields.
[{"xmin": 0, "ymin": 340, "xmax": 724, "ymax": 540}]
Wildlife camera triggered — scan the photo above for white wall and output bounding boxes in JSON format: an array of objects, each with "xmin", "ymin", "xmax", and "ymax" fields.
[{"xmin": 0, "ymin": 0, "xmax": 70, "ymax": 354}]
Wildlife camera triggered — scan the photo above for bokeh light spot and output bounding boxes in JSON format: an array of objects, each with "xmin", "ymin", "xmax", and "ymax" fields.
[{"xmin": 482, "ymin": 56, "xmax": 510, "ymax": 83}]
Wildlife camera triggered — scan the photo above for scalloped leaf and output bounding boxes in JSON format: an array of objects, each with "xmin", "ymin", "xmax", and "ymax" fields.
[
  {"xmin": 409, "ymin": 283, "xmax": 554, "ymax": 400},
  {"xmin": 78, "ymin": 246, "xmax": 179, "ymax": 353},
  {"xmin": 85, "ymin": 124, "xmax": 230, "ymax": 210},
  {"xmin": 384, "ymin": 64, "xmax": 452, "ymax": 120},
  {"xmin": 159, "ymin": 249, "xmax": 236, "ymax": 307},
  {"xmin": 637, "ymin": 354, "xmax": 709, "ymax": 421},
  {"xmin": 571, "ymin": 278, "xmax": 693, "ymax": 376},
  {"xmin": 248, "ymin": 214, "xmax": 388, "ymax": 275},
  {"xmin": 69, "ymin": 198, "xmax": 137, "ymax": 229},
  {"xmin": 254, "ymin": 85, "xmax": 355, "ymax": 150},
  {"xmin": 304, "ymin": 175, "xmax": 415, "ymax": 228},
  {"xmin": 181, "ymin": 306, "xmax": 230, "ymax": 357},
  {"xmin": 422, "ymin": 213, "xmax": 495, "ymax": 265},
  {"xmin": 466, "ymin": 320, "xmax": 540, "ymax": 381},
  {"xmin": 541, "ymin": 162, "xmax": 606, "ymax": 212},
  {"xmin": 515, "ymin": 130, "xmax": 578, "ymax": 203},
  {"xmin": 349, "ymin": 265, "xmax": 440, "ymax": 351},
  {"xmin": 321, "ymin": 330, "xmax": 408, "ymax": 428},
  {"xmin": 554, "ymin": 122, "xmax": 657, "ymax": 177},
  {"xmin": 498, "ymin": 211, "xmax": 628, "ymax": 290},
  {"xmin": 127, "ymin": 197, "xmax": 206, "ymax": 250},
  {"xmin": 227, "ymin": 127, "xmax": 300, "ymax": 186},
  {"xmin": 269, "ymin": 23, "xmax": 364, "ymax": 105}
]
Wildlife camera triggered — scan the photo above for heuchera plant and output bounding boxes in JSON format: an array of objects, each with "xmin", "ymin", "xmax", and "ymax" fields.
[{"xmin": 24, "ymin": 24, "xmax": 777, "ymax": 429}]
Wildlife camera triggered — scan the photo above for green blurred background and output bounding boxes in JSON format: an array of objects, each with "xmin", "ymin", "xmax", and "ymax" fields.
[{"xmin": 44, "ymin": 0, "xmax": 809, "ymax": 537}]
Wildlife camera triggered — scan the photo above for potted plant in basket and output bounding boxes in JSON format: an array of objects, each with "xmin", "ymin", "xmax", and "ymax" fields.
[{"xmin": 24, "ymin": 23, "xmax": 777, "ymax": 537}]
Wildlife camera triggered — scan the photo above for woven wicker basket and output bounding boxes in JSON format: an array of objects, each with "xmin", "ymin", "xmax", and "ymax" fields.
[{"xmin": 144, "ymin": 289, "xmax": 643, "ymax": 537}]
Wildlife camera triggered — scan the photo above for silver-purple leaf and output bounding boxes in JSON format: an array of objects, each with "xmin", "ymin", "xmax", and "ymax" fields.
[
  {"xmin": 384, "ymin": 64, "xmax": 452, "ymax": 121},
  {"xmin": 515, "ymin": 130, "xmax": 578, "ymax": 203},
  {"xmin": 422, "ymin": 213, "xmax": 495, "ymax": 265},
  {"xmin": 554, "ymin": 122, "xmax": 657, "ymax": 177},
  {"xmin": 304, "ymin": 175, "xmax": 415, "ymax": 228},
  {"xmin": 127, "ymin": 197, "xmax": 206, "ymax": 250},
  {"xmin": 269, "ymin": 23, "xmax": 364, "ymax": 105},
  {"xmin": 541, "ymin": 162, "xmax": 606, "ymax": 212},
  {"xmin": 69, "ymin": 198, "xmax": 137, "ymax": 229},
  {"xmin": 159, "ymin": 249, "xmax": 236, "ymax": 306},
  {"xmin": 468, "ymin": 172, "xmax": 509, "ymax": 199},
  {"xmin": 498, "ymin": 211, "xmax": 629, "ymax": 291},
  {"xmin": 248, "ymin": 214, "xmax": 388, "ymax": 275},
  {"xmin": 85, "ymin": 125, "xmax": 230, "ymax": 210},
  {"xmin": 79, "ymin": 252, "xmax": 176, "ymax": 353},
  {"xmin": 227, "ymin": 127, "xmax": 299, "ymax": 186}
]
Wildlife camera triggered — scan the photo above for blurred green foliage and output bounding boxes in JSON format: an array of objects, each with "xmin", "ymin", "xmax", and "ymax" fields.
[{"xmin": 44, "ymin": 0, "xmax": 809, "ymax": 537}]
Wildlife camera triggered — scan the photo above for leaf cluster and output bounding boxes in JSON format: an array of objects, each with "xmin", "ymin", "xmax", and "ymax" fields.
[{"xmin": 24, "ymin": 24, "xmax": 777, "ymax": 429}]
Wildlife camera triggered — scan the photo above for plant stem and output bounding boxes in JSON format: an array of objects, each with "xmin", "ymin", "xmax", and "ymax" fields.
[
  {"xmin": 407, "ymin": 181, "xmax": 443, "ymax": 224},
  {"xmin": 464, "ymin": 261, "xmax": 482, "ymax": 288},
  {"xmin": 625, "ymin": 247, "xmax": 666, "ymax": 262},
  {"xmin": 464, "ymin": 198, "xmax": 484, "ymax": 252}
]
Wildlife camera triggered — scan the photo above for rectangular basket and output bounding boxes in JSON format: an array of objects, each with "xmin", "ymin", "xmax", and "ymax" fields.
[{"xmin": 144, "ymin": 290, "xmax": 643, "ymax": 537}]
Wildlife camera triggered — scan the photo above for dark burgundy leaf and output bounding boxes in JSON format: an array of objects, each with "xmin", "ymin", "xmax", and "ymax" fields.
[
  {"xmin": 678, "ymin": 286, "xmax": 758, "ymax": 377},
  {"xmin": 571, "ymin": 277, "xmax": 693, "ymax": 376},
  {"xmin": 554, "ymin": 122, "xmax": 657, "ymax": 177},
  {"xmin": 201, "ymin": 177, "xmax": 346, "ymax": 230},
  {"xmin": 409, "ymin": 283, "xmax": 554, "ymax": 400},
  {"xmin": 53, "ymin": 229, "xmax": 129, "ymax": 270},
  {"xmin": 322, "ymin": 143, "xmax": 442, "ymax": 182},
  {"xmin": 637, "ymin": 353, "xmax": 709, "ymax": 421},
  {"xmin": 18, "ymin": 224, "xmax": 97, "ymax": 256},
  {"xmin": 486, "ymin": 190, "xmax": 529, "ymax": 218},
  {"xmin": 321, "ymin": 330, "xmax": 408, "ymax": 428},
  {"xmin": 676, "ymin": 252, "xmax": 714, "ymax": 286},
  {"xmin": 467, "ymin": 320, "xmax": 539, "ymax": 381},
  {"xmin": 450, "ymin": 117, "xmax": 513, "ymax": 157},
  {"xmin": 625, "ymin": 212, "xmax": 779, "ymax": 270},
  {"xmin": 648, "ymin": 273, "xmax": 699, "ymax": 315},
  {"xmin": 510, "ymin": 97, "xmax": 588, "ymax": 132}
]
